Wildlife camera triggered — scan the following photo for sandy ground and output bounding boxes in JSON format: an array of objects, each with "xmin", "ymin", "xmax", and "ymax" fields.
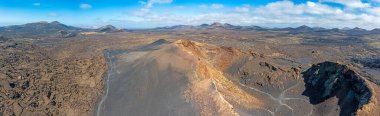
[{"xmin": 96, "ymin": 41, "xmax": 199, "ymax": 116}]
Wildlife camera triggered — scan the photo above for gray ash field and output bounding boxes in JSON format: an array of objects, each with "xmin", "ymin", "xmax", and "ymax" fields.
[{"xmin": 1, "ymin": 22, "xmax": 380, "ymax": 116}]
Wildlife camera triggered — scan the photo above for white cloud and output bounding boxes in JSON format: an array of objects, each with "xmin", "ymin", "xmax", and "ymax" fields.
[
  {"xmin": 197, "ymin": 4, "xmax": 224, "ymax": 9},
  {"xmin": 254, "ymin": 1, "xmax": 342, "ymax": 15},
  {"xmin": 131, "ymin": 8, "xmax": 151, "ymax": 17},
  {"xmin": 80, "ymin": 4, "xmax": 92, "ymax": 9},
  {"xmin": 235, "ymin": 4, "xmax": 251, "ymax": 13},
  {"xmin": 33, "ymin": 3, "xmax": 41, "ymax": 6},
  {"xmin": 211, "ymin": 4, "xmax": 224, "ymax": 9},
  {"xmin": 255, "ymin": 1, "xmax": 304, "ymax": 15},
  {"xmin": 320, "ymin": 0, "xmax": 371, "ymax": 8},
  {"xmin": 199, "ymin": 4, "xmax": 208, "ymax": 9},
  {"xmin": 128, "ymin": 0, "xmax": 380, "ymax": 29},
  {"xmin": 368, "ymin": 7, "xmax": 380, "ymax": 16},
  {"xmin": 305, "ymin": 1, "xmax": 342, "ymax": 15},
  {"xmin": 142, "ymin": 0, "xmax": 173, "ymax": 8},
  {"xmin": 134, "ymin": 0, "xmax": 173, "ymax": 17}
]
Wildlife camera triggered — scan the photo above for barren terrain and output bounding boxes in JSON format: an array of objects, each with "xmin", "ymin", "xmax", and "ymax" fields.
[{"xmin": 1, "ymin": 22, "xmax": 380, "ymax": 116}]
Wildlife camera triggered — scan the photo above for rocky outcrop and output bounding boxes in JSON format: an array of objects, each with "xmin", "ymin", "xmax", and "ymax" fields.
[
  {"xmin": 53, "ymin": 30, "xmax": 77, "ymax": 38},
  {"xmin": 351, "ymin": 57, "xmax": 380, "ymax": 69},
  {"xmin": 302, "ymin": 61, "xmax": 372, "ymax": 116},
  {"xmin": 176, "ymin": 40, "xmax": 261, "ymax": 115},
  {"xmin": 175, "ymin": 40, "xmax": 306, "ymax": 115},
  {"xmin": 0, "ymin": 40, "xmax": 106, "ymax": 115}
]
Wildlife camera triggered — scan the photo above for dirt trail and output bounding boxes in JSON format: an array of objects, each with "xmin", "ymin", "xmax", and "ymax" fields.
[{"xmin": 96, "ymin": 51, "xmax": 115, "ymax": 116}]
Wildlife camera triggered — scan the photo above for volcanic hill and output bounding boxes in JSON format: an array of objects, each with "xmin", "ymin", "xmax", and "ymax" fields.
[{"xmin": 96, "ymin": 39, "xmax": 380, "ymax": 116}]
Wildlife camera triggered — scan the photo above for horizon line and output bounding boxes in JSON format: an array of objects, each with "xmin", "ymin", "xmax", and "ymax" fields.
[{"xmin": 0, "ymin": 21, "xmax": 379, "ymax": 30}]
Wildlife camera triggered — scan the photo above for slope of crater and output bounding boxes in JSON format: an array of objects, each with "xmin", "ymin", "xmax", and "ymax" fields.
[{"xmin": 302, "ymin": 62, "xmax": 380, "ymax": 116}]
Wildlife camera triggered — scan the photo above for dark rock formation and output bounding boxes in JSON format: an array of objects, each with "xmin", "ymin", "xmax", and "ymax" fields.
[
  {"xmin": 0, "ymin": 40, "xmax": 106, "ymax": 115},
  {"xmin": 53, "ymin": 30, "xmax": 77, "ymax": 38},
  {"xmin": 302, "ymin": 61, "xmax": 372, "ymax": 116}
]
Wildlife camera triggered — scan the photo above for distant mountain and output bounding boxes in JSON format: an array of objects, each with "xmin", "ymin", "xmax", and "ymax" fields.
[
  {"xmin": 11, "ymin": 21, "xmax": 80, "ymax": 31},
  {"xmin": 97, "ymin": 25, "xmax": 125, "ymax": 33},
  {"xmin": 345, "ymin": 27, "xmax": 370, "ymax": 35},
  {"xmin": 199, "ymin": 24, "xmax": 209, "ymax": 28},
  {"xmin": 287, "ymin": 25, "xmax": 315, "ymax": 34},
  {"xmin": 234, "ymin": 25, "xmax": 265, "ymax": 31},
  {"xmin": 207, "ymin": 22, "xmax": 236, "ymax": 29},
  {"xmin": 284, "ymin": 25, "xmax": 370, "ymax": 35},
  {"xmin": 311, "ymin": 27, "xmax": 327, "ymax": 31},
  {"xmin": 341, "ymin": 27, "xmax": 352, "ymax": 30},
  {"xmin": 272, "ymin": 27, "xmax": 293, "ymax": 31},
  {"xmin": 329, "ymin": 28, "xmax": 345, "ymax": 33},
  {"xmin": 155, "ymin": 25, "xmax": 195, "ymax": 30},
  {"xmin": 282, "ymin": 26, "xmax": 303, "ymax": 34},
  {"xmin": 349, "ymin": 27, "xmax": 367, "ymax": 32},
  {"xmin": 205, "ymin": 22, "xmax": 252, "ymax": 30},
  {"xmin": 210, "ymin": 22, "xmax": 224, "ymax": 27},
  {"xmin": 370, "ymin": 28, "xmax": 380, "ymax": 34},
  {"xmin": 154, "ymin": 22, "xmax": 266, "ymax": 31},
  {"xmin": 1, "ymin": 21, "xmax": 377, "ymax": 39},
  {"xmin": 0, "ymin": 21, "xmax": 82, "ymax": 38},
  {"xmin": 296, "ymin": 25, "xmax": 313, "ymax": 30}
]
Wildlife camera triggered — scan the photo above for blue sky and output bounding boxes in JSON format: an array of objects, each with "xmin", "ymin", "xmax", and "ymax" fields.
[{"xmin": 0, "ymin": 0, "xmax": 380, "ymax": 29}]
